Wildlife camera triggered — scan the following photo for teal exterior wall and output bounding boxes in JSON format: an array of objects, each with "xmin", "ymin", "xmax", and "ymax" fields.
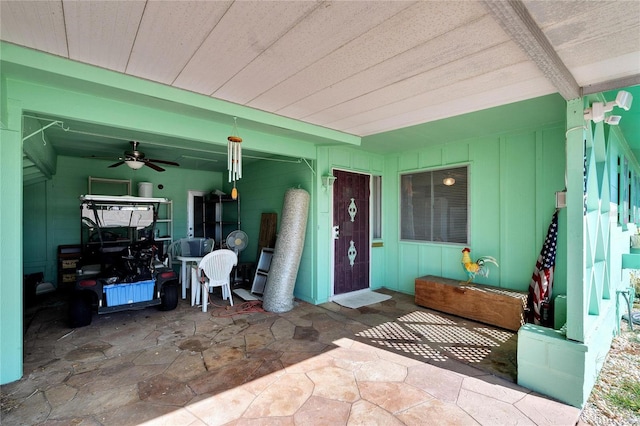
[
  {"xmin": 378, "ymin": 108, "xmax": 567, "ymax": 295},
  {"xmin": 313, "ymin": 96, "xmax": 567, "ymax": 302},
  {"xmin": 236, "ymin": 157, "xmax": 316, "ymax": 303}
]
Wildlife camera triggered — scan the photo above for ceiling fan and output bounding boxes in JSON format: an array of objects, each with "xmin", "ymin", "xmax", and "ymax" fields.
[{"xmin": 97, "ymin": 141, "xmax": 180, "ymax": 172}]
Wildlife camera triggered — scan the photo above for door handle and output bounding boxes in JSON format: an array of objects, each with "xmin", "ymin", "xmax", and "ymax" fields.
[{"xmin": 332, "ymin": 225, "xmax": 340, "ymax": 240}]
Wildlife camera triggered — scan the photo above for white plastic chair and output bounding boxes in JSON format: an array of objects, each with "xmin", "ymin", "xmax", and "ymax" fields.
[
  {"xmin": 166, "ymin": 239, "xmax": 182, "ymax": 271},
  {"xmin": 191, "ymin": 249, "xmax": 237, "ymax": 312}
]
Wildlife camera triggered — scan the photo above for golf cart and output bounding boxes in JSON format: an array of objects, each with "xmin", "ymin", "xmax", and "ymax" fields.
[{"xmin": 69, "ymin": 195, "xmax": 179, "ymax": 327}]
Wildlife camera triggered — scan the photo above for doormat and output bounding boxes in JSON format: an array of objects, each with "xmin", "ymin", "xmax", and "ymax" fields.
[{"xmin": 333, "ymin": 290, "xmax": 391, "ymax": 309}]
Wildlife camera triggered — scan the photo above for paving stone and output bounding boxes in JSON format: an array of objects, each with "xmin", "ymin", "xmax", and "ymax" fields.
[
  {"xmin": 133, "ymin": 345, "xmax": 181, "ymax": 366},
  {"xmin": 178, "ymin": 336, "xmax": 214, "ymax": 352},
  {"xmin": 48, "ymin": 383, "xmax": 139, "ymax": 419},
  {"xmin": 64, "ymin": 342, "xmax": 111, "ymax": 362},
  {"xmin": 138, "ymin": 375, "xmax": 195, "ymax": 405},
  {"xmin": 457, "ymin": 388, "xmax": 536, "ymax": 425},
  {"xmin": 359, "ymin": 381, "xmax": 433, "ymax": 413},
  {"xmin": 270, "ymin": 318, "xmax": 296, "ymax": 340},
  {"xmin": 307, "ymin": 366, "xmax": 359, "ymax": 402},
  {"xmin": 396, "ymin": 399, "xmax": 480, "ymax": 426},
  {"xmin": 44, "ymin": 383, "xmax": 77, "ymax": 408},
  {"xmin": 99, "ymin": 400, "xmax": 198, "ymax": 426},
  {"xmin": 186, "ymin": 387, "xmax": 255, "ymax": 425},
  {"xmin": 293, "ymin": 395, "xmax": 351, "ymax": 425},
  {"xmin": 348, "ymin": 399, "xmax": 405, "ymax": 425},
  {"xmin": 188, "ymin": 358, "xmax": 263, "ymax": 395},
  {"xmin": 1, "ymin": 390, "xmax": 50, "ymax": 425},
  {"xmin": 405, "ymin": 363, "xmax": 464, "ymax": 403},
  {"xmin": 164, "ymin": 351, "xmax": 207, "ymax": 382},
  {"xmin": 202, "ymin": 345, "xmax": 246, "ymax": 371},
  {"xmin": 355, "ymin": 358, "xmax": 407, "ymax": 382},
  {"xmin": 243, "ymin": 373, "xmax": 313, "ymax": 418}
]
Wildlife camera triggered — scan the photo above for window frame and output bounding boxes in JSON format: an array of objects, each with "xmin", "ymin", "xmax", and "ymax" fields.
[
  {"xmin": 399, "ymin": 164, "xmax": 470, "ymax": 245},
  {"xmin": 372, "ymin": 175, "xmax": 382, "ymax": 240}
]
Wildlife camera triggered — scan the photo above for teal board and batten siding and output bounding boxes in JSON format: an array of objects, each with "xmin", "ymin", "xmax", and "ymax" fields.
[
  {"xmin": 382, "ymin": 125, "xmax": 566, "ymax": 295},
  {"xmin": 237, "ymin": 157, "xmax": 316, "ymax": 304}
]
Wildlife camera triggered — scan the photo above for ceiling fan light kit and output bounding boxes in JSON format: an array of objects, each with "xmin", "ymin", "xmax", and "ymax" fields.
[
  {"xmin": 125, "ymin": 159, "xmax": 145, "ymax": 170},
  {"xmin": 104, "ymin": 141, "xmax": 180, "ymax": 172}
]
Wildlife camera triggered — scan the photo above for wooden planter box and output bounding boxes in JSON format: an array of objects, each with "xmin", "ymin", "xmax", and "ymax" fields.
[{"xmin": 415, "ymin": 275, "xmax": 528, "ymax": 331}]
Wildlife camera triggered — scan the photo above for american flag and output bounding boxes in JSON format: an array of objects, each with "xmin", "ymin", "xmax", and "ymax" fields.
[{"xmin": 528, "ymin": 210, "xmax": 559, "ymax": 325}]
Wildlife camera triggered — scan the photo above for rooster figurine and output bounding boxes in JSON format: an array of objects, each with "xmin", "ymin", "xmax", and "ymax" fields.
[{"xmin": 461, "ymin": 247, "xmax": 498, "ymax": 284}]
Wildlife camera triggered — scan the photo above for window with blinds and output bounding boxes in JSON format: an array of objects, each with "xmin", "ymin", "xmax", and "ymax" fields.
[{"xmin": 400, "ymin": 166, "xmax": 468, "ymax": 244}]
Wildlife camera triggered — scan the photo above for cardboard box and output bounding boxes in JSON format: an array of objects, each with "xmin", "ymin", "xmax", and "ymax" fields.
[{"xmin": 104, "ymin": 280, "xmax": 154, "ymax": 305}]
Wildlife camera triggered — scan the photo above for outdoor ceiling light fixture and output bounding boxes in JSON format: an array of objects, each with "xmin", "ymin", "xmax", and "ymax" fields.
[
  {"xmin": 443, "ymin": 177, "xmax": 456, "ymax": 186},
  {"xmin": 584, "ymin": 90, "xmax": 633, "ymax": 124},
  {"xmin": 125, "ymin": 159, "xmax": 145, "ymax": 170}
]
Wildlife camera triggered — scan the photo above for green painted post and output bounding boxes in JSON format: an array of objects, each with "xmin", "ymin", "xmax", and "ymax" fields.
[
  {"xmin": 0, "ymin": 127, "xmax": 24, "ymax": 384},
  {"xmin": 565, "ymin": 98, "xmax": 586, "ymax": 342}
]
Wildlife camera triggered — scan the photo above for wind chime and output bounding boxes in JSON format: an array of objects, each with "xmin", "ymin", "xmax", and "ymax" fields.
[{"xmin": 227, "ymin": 117, "xmax": 242, "ymax": 200}]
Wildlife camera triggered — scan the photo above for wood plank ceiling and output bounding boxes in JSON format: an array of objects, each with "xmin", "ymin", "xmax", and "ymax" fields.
[{"xmin": 1, "ymin": 1, "xmax": 639, "ymax": 138}]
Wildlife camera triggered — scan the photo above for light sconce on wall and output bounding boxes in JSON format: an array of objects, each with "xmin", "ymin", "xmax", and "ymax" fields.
[
  {"xmin": 321, "ymin": 174, "xmax": 337, "ymax": 189},
  {"xmin": 125, "ymin": 159, "xmax": 145, "ymax": 170},
  {"xmin": 443, "ymin": 177, "xmax": 455, "ymax": 186},
  {"xmin": 584, "ymin": 90, "xmax": 633, "ymax": 125}
]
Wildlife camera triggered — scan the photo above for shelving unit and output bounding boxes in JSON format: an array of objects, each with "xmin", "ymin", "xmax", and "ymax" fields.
[
  {"xmin": 154, "ymin": 200, "xmax": 173, "ymax": 256},
  {"xmin": 58, "ymin": 244, "xmax": 82, "ymax": 288},
  {"xmin": 206, "ymin": 193, "xmax": 240, "ymax": 249}
]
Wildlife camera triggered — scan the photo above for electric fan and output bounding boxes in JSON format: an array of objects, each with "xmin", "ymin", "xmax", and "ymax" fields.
[
  {"xmin": 226, "ymin": 230, "xmax": 248, "ymax": 255},
  {"xmin": 226, "ymin": 230, "xmax": 249, "ymax": 286}
]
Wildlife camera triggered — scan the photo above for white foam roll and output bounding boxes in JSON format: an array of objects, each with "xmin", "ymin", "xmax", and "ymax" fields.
[{"xmin": 263, "ymin": 188, "xmax": 310, "ymax": 313}]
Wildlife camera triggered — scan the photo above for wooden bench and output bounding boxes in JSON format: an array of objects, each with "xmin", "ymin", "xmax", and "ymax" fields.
[{"xmin": 415, "ymin": 275, "xmax": 528, "ymax": 331}]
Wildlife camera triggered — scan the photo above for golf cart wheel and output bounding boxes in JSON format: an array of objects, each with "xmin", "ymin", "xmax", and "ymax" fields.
[
  {"xmin": 69, "ymin": 292, "xmax": 93, "ymax": 328},
  {"xmin": 159, "ymin": 284, "xmax": 178, "ymax": 311}
]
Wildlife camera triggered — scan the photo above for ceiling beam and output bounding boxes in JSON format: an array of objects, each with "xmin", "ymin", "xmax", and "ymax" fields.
[
  {"xmin": 582, "ymin": 74, "xmax": 640, "ymax": 96},
  {"xmin": 482, "ymin": 0, "xmax": 581, "ymax": 100}
]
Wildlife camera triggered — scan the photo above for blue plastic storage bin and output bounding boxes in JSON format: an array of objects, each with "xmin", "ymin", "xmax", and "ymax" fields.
[{"xmin": 104, "ymin": 280, "xmax": 154, "ymax": 305}]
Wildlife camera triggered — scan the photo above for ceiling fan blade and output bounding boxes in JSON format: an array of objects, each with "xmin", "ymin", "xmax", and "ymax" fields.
[
  {"xmin": 147, "ymin": 158, "xmax": 180, "ymax": 167},
  {"xmin": 144, "ymin": 161, "xmax": 165, "ymax": 172},
  {"xmin": 108, "ymin": 161, "xmax": 125, "ymax": 168},
  {"xmin": 86, "ymin": 155, "xmax": 122, "ymax": 160}
]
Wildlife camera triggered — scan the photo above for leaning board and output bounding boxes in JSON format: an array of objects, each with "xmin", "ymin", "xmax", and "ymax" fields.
[{"xmin": 414, "ymin": 275, "xmax": 528, "ymax": 331}]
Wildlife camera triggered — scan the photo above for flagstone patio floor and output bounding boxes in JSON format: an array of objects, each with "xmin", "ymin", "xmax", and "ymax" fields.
[{"xmin": 1, "ymin": 288, "xmax": 582, "ymax": 425}]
